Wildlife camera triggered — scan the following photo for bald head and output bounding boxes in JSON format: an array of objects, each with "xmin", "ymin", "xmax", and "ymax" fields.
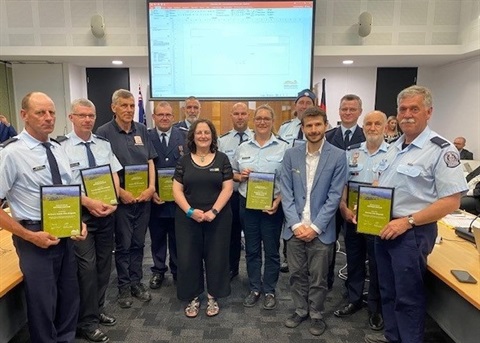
[
  {"xmin": 363, "ymin": 110, "xmax": 387, "ymax": 147},
  {"xmin": 231, "ymin": 102, "xmax": 249, "ymax": 132},
  {"xmin": 453, "ymin": 137, "xmax": 466, "ymax": 151}
]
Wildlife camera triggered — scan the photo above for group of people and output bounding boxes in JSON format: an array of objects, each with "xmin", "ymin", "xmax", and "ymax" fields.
[{"xmin": 0, "ymin": 85, "xmax": 469, "ymax": 343}]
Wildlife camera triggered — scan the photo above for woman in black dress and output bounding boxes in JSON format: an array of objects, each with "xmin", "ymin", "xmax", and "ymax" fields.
[{"xmin": 172, "ymin": 119, "xmax": 233, "ymax": 318}]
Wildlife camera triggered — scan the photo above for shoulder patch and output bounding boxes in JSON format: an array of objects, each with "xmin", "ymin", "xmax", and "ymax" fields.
[
  {"xmin": 0, "ymin": 137, "xmax": 18, "ymax": 148},
  {"xmin": 347, "ymin": 143, "xmax": 361, "ymax": 150},
  {"xmin": 280, "ymin": 119, "xmax": 293, "ymax": 126},
  {"xmin": 443, "ymin": 151, "xmax": 461, "ymax": 168},
  {"xmin": 55, "ymin": 135, "xmax": 68, "ymax": 143},
  {"xmin": 93, "ymin": 134, "xmax": 109, "ymax": 142},
  {"xmin": 430, "ymin": 136, "xmax": 449, "ymax": 148}
]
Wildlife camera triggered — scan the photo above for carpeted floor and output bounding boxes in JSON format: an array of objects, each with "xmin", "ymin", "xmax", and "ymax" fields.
[{"xmin": 10, "ymin": 237, "xmax": 454, "ymax": 343}]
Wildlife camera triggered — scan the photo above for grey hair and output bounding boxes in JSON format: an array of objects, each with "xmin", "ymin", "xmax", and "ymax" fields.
[{"xmin": 397, "ymin": 85, "xmax": 433, "ymax": 108}]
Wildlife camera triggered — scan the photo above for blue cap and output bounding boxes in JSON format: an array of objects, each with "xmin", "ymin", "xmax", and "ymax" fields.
[{"xmin": 295, "ymin": 89, "xmax": 316, "ymax": 103}]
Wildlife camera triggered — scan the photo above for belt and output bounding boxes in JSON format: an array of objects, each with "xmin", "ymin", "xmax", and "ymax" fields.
[{"xmin": 19, "ymin": 220, "xmax": 41, "ymax": 226}]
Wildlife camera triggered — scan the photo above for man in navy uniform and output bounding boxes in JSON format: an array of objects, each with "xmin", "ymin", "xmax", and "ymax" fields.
[
  {"xmin": 364, "ymin": 86, "xmax": 468, "ymax": 343},
  {"xmin": 0, "ymin": 92, "xmax": 87, "ymax": 343},
  {"xmin": 325, "ymin": 94, "xmax": 366, "ymax": 290},
  {"xmin": 96, "ymin": 89, "xmax": 157, "ymax": 309},
  {"xmin": 174, "ymin": 96, "xmax": 201, "ymax": 132},
  {"xmin": 60, "ymin": 98, "xmax": 122, "ymax": 343},
  {"xmin": 218, "ymin": 102, "xmax": 253, "ymax": 280},
  {"xmin": 148, "ymin": 101, "xmax": 187, "ymax": 289}
]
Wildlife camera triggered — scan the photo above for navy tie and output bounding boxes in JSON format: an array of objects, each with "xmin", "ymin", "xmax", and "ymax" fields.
[
  {"xmin": 237, "ymin": 132, "xmax": 246, "ymax": 145},
  {"xmin": 82, "ymin": 142, "xmax": 96, "ymax": 168},
  {"xmin": 161, "ymin": 133, "xmax": 168, "ymax": 149},
  {"xmin": 344, "ymin": 129, "xmax": 351, "ymax": 148},
  {"xmin": 41, "ymin": 142, "xmax": 62, "ymax": 185}
]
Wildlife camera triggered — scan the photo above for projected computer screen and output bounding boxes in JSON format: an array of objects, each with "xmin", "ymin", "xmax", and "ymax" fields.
[{"xmin": 147, "ymin": 1, "xmax": 315, "ymax": 100}]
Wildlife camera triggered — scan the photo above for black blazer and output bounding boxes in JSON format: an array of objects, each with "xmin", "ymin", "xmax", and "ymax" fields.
[
  {"xmin": 460, "ymin": 149, "xmax": 473, "ymax": 160},
  {"xmin": 325, "ymin": 125, "xmax": 366, "ymax": 150},
  {"xmin": 173, "ymin": 120, "xmax": 189, "ymax": 132},
  {"xmin": 148, "ymin": 127, "xmax": 188, "ymax": 218}
]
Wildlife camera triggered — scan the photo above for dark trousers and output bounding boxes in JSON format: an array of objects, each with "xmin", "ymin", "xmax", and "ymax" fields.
[
  {"xmin": 13, "ymin": 225, "xmax": 79, "ymax": 343},
  {"xmin": 375, "ymin": 223, "xmax": 437, "ymax": 343},
  {"xmin": 148, "ymin": 216, "xmax": 177, "ymax": 276},
  {"xmin": 344, "ymin": 222, "xmax": 381, "ymax": 313},
  {"xmin": 229, "ymin": 191, "xmax": 243, "ymax": 274},
  {"xmin": 75, "ymin": 213, "xmax": 114, "ymax": 332},
  {"xmin": 327, "ymin": 209, "xmax": 343, "ymax": 288},
  {"xmin": 240, "ymin": 196, "xmax": 284, "ymax": 294},
  {"xmin": 114, "ymin": 202, "xmax": 150, "ymax": 289}
]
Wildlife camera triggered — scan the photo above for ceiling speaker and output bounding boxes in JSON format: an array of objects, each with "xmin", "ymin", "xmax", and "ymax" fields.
[
  {"xmin": 358, "ymin": 12, "xmax": 372, "ymax": 37},
  {"xmin": 91, "ymin": 14, "xmax": 105, "ymax": 38}
]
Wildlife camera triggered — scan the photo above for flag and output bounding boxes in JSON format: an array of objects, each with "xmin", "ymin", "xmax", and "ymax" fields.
[
  {"xmin": 319, "ymin": 78, "xmax": 326, "ymax": 113},
  {"xmin": 137, "ymin": 85, "xmax": 146, "ymax": 126}
]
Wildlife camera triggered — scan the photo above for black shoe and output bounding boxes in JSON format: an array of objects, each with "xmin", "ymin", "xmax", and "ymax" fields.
[
  {"xmin": 131, "ymin": 283, "xmax": 152, "ymax": 302},
  {"xmin": 229, "ymin": 270, "xmax": 239, "ymax": 281},
  {"xmin": 280, "ymin": 260, "xmax": 289, "ymax": 273},
  {"xmin": 243, "ymin": 291, "xmax": 260, "ymax": 307},
  {"xmin": 117, "ymin": 287, "xmax": 133, "ymax": 308},
  {"xmin": 78, "ymin": 328, "xmax": 109, "ymax": 343},
  {"xmin": 334, "ymin": 302, "xmax": 362, "ymax": 317},
  {"xmin": 99, "ymin": 313, "xmax": 116, "ymax": 326},
  {"xmin": 368, "ymin": 312, "xmax": 384, "ymax": 331},
  {"xmin": 309, "ymin": 318, "xmax": 326, "ymax": 336},
  {"xmin": 149, "ymin": 273, "xmax": 164, "ymax": 289},
  {"xmin": 263, "ymin": 293, "xmax": 276, "ymax": 310},
  {"xmin": 364, "ymin": 333, "xmax": 389, "ymax": 343},
  {"xmin": 284, "ymin": 313, "xmax": 308, "ymax": 328}
]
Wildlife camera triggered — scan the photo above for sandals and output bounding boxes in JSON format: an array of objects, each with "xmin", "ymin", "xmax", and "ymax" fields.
[
  {"xmin": 184, "ymin": 297, "xmax": 200, "ymax": 318},
  {"xmin": 206, "ymin": 297, "xmax": 220, "ymax": 317}
]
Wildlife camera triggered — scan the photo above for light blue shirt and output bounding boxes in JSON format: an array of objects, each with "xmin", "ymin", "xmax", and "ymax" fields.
[
  {"xmin": 156, "ymin": 127, "xmax": 172, "ymax": 146},
  {"xmin": 232, "ymin": 134, "xmax": 289, "ymax": 198},
  {"xmin": 61, "ymin": 131, "xmax": 123, "ymax": 189},
  {"xmin": 278, "ymin": 117, "xmax": 300, "ymax": 144},
  {"xmin": 346, "ymin": 141, "xmax": 389, "ymax": 183},
  {"xmin": 379, "ymin": 127, "xmax": 468, "ymax": 218},
  {"xmin": 0, "ymin": 130, "xmax": 73, "ymax": 220}
]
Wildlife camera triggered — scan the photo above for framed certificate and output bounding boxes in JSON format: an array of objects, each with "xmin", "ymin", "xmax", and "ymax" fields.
[
  {"xmin": 346, "ymin": 181, "xmax": 370, "ymax": 212},
  {"xmin": 80, "ymin": 164, "xmax": 118, "ymax": 205},
  {"xmin": 246, "ymin": 172, "xmax": 275, "ymax": 210},
  {"xmin": 41, "ymin": 185, "xmax": 81, "ymax": 238},
  {"xmin": 125, "ymin": 164, "xmax": 148, "ymax": 198},
  {"xmin": 356, "ymin": 185, "xmax": 394, "ymax": 236},
  {"xmin": 157, "ymin": 168, "xmax": 175, "ymax": 202}
]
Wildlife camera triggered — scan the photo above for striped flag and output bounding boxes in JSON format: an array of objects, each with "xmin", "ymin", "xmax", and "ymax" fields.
[
  {"xmin": 138, "ymin": 85, "xmax": 146, "ymax": 126},
  {"xmin": 319, "ymin": 78, "xmax": 326, "ymax": 113}
]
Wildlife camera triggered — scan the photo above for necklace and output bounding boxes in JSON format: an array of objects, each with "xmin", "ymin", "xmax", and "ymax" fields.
[{"xmin": 197, "ymin": 153, "xmax": 208, "ymax": 162}]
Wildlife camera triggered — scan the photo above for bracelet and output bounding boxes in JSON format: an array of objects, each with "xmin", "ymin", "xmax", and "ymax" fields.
[{"xmin": 186, "ymin": 207, "xmax": 194, "ymax": 218}]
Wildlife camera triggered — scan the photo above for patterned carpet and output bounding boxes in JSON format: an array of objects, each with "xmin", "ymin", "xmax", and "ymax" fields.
[{"xmin": 10, "ymin": 237, "xmax": 453, "ymax": 343}]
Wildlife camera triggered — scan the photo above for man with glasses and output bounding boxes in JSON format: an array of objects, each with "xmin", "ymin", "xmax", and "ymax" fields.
[
  {"xmin": 147, "ymin": 101, "xmax": 187, "ymax": 289},
  {"xmin": 218, "ymin": 102, "xmax": 253, "ymax": 280},
  {"xmin": 174, "ymin": 96, "xmax": 201, "ymax": 132},
  {"xmin": 60, "ymin": 98, "xmax": 122, "ymax": 343}
]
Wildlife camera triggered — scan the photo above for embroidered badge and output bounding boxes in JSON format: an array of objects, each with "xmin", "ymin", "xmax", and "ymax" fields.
[
  {"xmin": 134, "ymin": 136, "xmax": 144, "ymax": 145},
  {"xmin": 443, "ymin": 151, "xmax": 460, "ymax": 168},
  {"xmin": 349, "ymin": 152, "xmax": 359, "ymax": 167}
]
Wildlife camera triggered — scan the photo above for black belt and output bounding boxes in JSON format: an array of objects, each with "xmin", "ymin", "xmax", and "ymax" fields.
[{"xmin": 19, "ymin": 220, "xmax": 41, "ymax": 226}]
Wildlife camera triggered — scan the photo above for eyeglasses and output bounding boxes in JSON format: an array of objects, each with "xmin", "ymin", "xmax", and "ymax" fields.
[
  {"xmin": 73, "ymin": 113, "xmax": 96, "ymax": 120},
  {"xmin": 254, "ymin": 117, "xmax": 272, "ymax": 123},
  {"xmin": 154, "ymin": 113, "xmax": 173, "ymax": 118}
]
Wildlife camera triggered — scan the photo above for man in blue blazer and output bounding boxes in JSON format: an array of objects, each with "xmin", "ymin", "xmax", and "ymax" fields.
[
  {"xmin": 281, "ymin": 107, "xmax": 347, "ymax": 337},
  {"xmin": 325, "ymin": 94, "xmax": 366, "ymax": 290},
  {"xmin": 148, "ymin": 101, "xmax": 187, "ymax": 289}
]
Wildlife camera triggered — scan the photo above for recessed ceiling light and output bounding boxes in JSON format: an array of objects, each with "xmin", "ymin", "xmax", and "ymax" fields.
[
  {"xmin": 343, "ymin": 60, "xmax": 354, "ymax": 65},
  {"xmin": 112, "ymin": 60, "xmax": 123, "ymax": 65}
]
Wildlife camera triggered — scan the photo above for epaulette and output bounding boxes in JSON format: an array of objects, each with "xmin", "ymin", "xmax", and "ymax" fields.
[
  {"xmin": 347, "ymin": 143, "xmax": 361, "ymax": 150},
  {"xmin": 50, "ymin": 137, "xmax": 60, "ymax": 145},
  {"xmin": 280, "ymin": 119, "xmax": 293, "ymax": 126},
  {"xmin": 430, "ymin": 136, "xmax": 449, "ymax": 148},
  {"xmin": 325, "ymin": 127, "xmax": 337, "ymax": 134},
  {"xmin": 93, "ymin": 134, "xmax": 109, "ymax": 142},
  {"xmin": 0, "ymin": 137, "xmax": 18, "ymax": 148},
  {"xmin": 274, "ymin": 135, "xmax": 289, "ymax": 144},
  {"xmin": 220, "ymin": 131, "xmax": 230, "ymax": 138},
  {"xmin": 55, "ymin": 135, "xmax": 68, "ymax": 143},
  {"xmin": 178, "ymin": 126, "xmax": 188, "ymax": 131}
]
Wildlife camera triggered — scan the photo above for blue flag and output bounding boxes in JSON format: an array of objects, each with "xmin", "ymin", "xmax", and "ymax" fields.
[{"xmin": 138, "ymin": 85, "xmax": 146, "ymax": 126}]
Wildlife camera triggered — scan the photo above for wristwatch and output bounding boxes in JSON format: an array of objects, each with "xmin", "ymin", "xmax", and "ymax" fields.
[
  {"xmin": 211, "ymin": 208, "xmax": 219, "ymax": 216},
  {"xmin": 407, "ymin": 215, "xmax": 416, "ymax": 228}
]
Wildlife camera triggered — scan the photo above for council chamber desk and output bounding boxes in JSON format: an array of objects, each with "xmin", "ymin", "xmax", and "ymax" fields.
[
  {"xmin": 426, "ymin": 221, "xmax": 480, "ymax": 343},
  {"xmin": 0, "ymin": 227, "xmax": 26, "ymax": 343}
]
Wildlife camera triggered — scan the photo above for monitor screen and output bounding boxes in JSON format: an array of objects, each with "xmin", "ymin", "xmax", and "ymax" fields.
[{"xmin": 147, "ymin": 1, "xmax": 315, "ymax": 100}]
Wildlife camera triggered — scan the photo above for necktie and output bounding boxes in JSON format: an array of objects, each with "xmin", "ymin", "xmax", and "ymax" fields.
[
  {"xmin": 161, "ymin": 133, "xmax": 168, "ymax": 149},
  {"xmin": 237, "ymin": 132, "xmax": 246, "ymax": 145},
  {"xmin": 82, "ymin": 142, "xmax": 96, "ymax": 168},
  {"xmin": 344, "ymin": 129, "xmax": 351, "ymax": 148},
  {"xmin": 41, "ymin": 142, "xmax": 62, "ymax": 185}
]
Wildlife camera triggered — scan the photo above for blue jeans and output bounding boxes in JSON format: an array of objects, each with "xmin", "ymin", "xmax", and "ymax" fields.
[{"xmin": 240, "ymin": 196, "xmax": 284, "ymax": 294}]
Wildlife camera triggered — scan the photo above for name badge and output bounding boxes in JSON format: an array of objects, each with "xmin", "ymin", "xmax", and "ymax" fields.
[
  {"xmin": 134, "ymin": 136, "xmax": 144, "ymax": 145},
  {"xmin": 70, "ymin": 162, "xmax": 80, "ymax": 168},
  {"xmin": 209, "ymin": 168, "xmax": 220, "ymax": 172},
  {"xmin": 33, "ymin": 165, "xmax": 46, "ymax": 171}
]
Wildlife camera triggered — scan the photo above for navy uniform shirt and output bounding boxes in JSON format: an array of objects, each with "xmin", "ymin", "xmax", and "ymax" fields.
[
  {"xmin": 0, "ymin": 130, "xmax": 73, "ymax": 221},
  {"xmin": 379, "ymin": 127, "xmax": 468, "ymax": 218}
]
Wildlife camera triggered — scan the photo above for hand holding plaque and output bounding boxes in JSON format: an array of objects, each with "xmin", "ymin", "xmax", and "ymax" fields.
[
  {"xmin": 356, "ymin": 185, "xmax": 394, "ymax": 236},
  {"xmin": 124, "ymin": 164, "xmax": 148, "ymax": 198},
  {"xmin": 80, "ymin": 164, "xmax": 118, "ymax": 205},
  {"xmin": 41, "ymin": 185, "xmax": 81, "ymax": 238}
]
